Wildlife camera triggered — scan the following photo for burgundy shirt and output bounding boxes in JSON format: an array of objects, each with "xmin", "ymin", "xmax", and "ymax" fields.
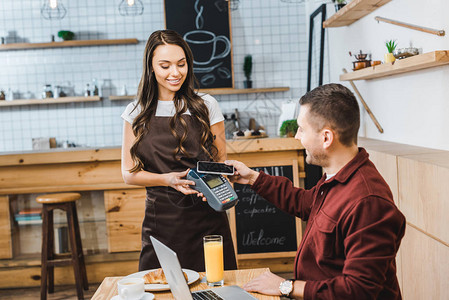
[{"xmin": 251, "ymin": 148, "xmax": 405, "ymax": 300}]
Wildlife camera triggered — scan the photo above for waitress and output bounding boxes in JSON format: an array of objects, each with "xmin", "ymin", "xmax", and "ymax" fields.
[{"xmin": 121, "ymin": 29, "xmax": 237, "ymax": 272}]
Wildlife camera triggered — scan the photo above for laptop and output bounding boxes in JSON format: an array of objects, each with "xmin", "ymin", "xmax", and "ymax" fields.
[{"xmin": 150, "ymin": 236, "xmax": 257, "ymax": 300}]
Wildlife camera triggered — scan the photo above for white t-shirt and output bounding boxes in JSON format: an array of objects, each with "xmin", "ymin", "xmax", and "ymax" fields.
[
  {"xmin": 326, "ymin": 173, "xmax": 336, "ymax": 180},
  {"xmin": 121, "ymin": 93, "xmax": 224, "ymax": 126}
]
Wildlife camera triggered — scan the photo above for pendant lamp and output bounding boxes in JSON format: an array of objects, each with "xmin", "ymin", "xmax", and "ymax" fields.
[
  {"xmin": 41, "ymin": 0, "xmax": 67, "ymax": 20},
  {"xmin": 215, "ymin": 0, "xmax": 240, "ymax": 12},
  {"xmin": 119, "ymin": 0, "xmax": 144, "ymax": 16}
]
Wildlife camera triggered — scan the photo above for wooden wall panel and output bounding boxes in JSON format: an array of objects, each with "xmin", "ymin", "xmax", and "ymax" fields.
[
  {"xmin": 398, "ymin": 154, "xmax": 449, "ymax": 245},
  {"xmin": 358, "ymin": 137, "xmax": 448, "ymax": 296},
  {"xmin": 0, "ymin": 259, "xmax": 139, "ymax": 288},
  {"xmin": 0, "ymin": 195, "xmax": 12, "ymax": 259},
  {"xmin": 0, "ymin": 161, "xmax": 123, "ymax": 190},
  {"xmin": 365, "ymin": 150, "xmax": 399, "ymax": 206},
  {"xmin": 400, "ymin": 225, "xmax": 449, "ymax": 300},
  {"xmin": 104, "ymin": 189, "xmax": 146, "ymax": 253}
]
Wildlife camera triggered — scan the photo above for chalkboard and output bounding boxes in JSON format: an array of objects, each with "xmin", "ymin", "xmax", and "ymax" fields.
[
  {"xmin": 234, "ymin": 166, "xmax": 298, "ymax": 255},
  {"xmin": 165, "ymin": 0, "xmax": 233, "ymax": 89}
]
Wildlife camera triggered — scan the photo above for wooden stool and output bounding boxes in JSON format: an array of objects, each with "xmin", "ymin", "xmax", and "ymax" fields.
[{"xmin": 37, "ymin": 193, "xmax": 88, "ymax": 300}]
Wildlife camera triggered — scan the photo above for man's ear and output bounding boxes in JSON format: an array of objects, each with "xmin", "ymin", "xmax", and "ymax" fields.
[{"xmin": 322, "ymin": 128, "xmax": 334, "ymax": 149}]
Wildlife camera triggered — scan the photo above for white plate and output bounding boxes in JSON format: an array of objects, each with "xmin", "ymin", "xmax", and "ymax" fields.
[
  {"xmin": 111, "ymin": 292, "xmax": 155, "ymax": 300},
  {"xmin": 124, "ymin": 269, "xmax": 200, "ymax": 292}
]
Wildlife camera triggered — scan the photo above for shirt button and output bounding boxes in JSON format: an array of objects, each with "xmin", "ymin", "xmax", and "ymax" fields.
[{"xmin": 321, "ymin": 191, "xmax": 324, "ymax": 195}]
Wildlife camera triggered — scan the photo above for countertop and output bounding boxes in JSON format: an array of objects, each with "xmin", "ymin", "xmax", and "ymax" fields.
[
  {"xmin": 0, "ymin": 137, "xmax": 305, "ymax": 195},
  {"xmin": 0, "ymin": 138, "xmax": 303, "ymax": 167}
]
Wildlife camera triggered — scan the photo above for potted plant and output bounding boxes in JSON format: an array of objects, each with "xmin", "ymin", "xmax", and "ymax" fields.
[
  {"xmin": 243, "ymin": 54, "xmax": 253, "ymax": 88},
  {"xmin": 333, "ymin": 0, "xmax": 346, "ymax": 12},
  {"xmin": 385, "ymin": 40, "xmax": 397, "ymax": 63},
  {"xmin": 57, "ymin": 30, "xmax": 75, "ymax": 41},
  {"xmin": 279, "ymin": 119, "xmax": 298, "ymax": 137}
]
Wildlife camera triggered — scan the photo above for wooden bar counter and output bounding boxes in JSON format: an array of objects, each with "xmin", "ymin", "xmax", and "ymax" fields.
[
  {"xmin": 0, "ymin": 138, "xmax": 305, "ymax": 288},
  {"xmin": 0, "ymin": 138, "xmax": 304, "ymax": 195}
]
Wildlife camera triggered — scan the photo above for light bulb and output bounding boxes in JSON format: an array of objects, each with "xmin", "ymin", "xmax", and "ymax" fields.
[
  {"xmin": 118, "ymin": 0, "xmax": 143, "ymax": 16},
  {"xmin": 50, "ymin": 0, "xmax": 58, "ymax": 9}
]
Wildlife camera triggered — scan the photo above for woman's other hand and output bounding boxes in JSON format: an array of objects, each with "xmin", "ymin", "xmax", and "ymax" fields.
[{"xmin": 164, "ymin": 169, "xmax": 198, "ymax": 195}]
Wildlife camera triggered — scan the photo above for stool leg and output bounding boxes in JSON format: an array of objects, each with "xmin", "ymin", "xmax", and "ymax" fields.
[
  {"xmin": 67, "ymin": 202, "xmax": 84, "ymax": 300},
  {"xmin": 40, "ymin": 206, "xmax": 49, "ymax": 300},
  {"xmin": 72, "ymin": 202, "xmax": 89, "ymax": 290},
  {"xmin": 47, "ymin": 208, "xmax": 55, "ymax": 293}
]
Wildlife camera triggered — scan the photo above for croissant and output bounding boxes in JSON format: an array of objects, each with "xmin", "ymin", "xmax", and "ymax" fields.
[{"xmin": 143, "ymin": 268, "xmax": 188, "ymax": 284}]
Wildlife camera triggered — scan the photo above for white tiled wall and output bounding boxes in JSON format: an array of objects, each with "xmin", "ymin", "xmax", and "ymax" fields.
[{"xmin": 0, "ymin": 0, "xmax": 308, "ymax": 152}]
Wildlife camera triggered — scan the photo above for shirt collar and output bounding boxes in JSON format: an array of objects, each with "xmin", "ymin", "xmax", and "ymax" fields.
[{"xmin": 323, "ymin": 148, "xmax": 369, "ymax": 184}]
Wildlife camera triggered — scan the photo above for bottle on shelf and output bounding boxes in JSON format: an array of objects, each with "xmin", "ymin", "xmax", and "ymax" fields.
[
  {"xmin": 6, "ymin": 88, "xmax": 14, "ymax": 101},
  {"xmin": 84, "ymin": 83, "xmax": 91, "ymax": 97},
  {"xmin": 53, "ymin": 86, "xmax": 61, "ymax": 98},
  {"xmin": 91, "ymin": 78, "xmax": 99, "ymax": 96},
  {"xmin": 120, "ymin": 84, "xmax": 128, "ymax": 96}
]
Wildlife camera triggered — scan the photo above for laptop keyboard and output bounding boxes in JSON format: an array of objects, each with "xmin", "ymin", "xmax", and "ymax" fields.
[{"xmin": 192, "ymin": 290, "xmax": 224, "ymax": 300}]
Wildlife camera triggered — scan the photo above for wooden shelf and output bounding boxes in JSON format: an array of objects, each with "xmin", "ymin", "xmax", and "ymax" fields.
[
  {"xmin": 340, "ymin": 51, "xmax": 449, "ymax": 81},
  {"xmin": 109, "ymin": 87, "xmax": 290, "ymax": 101},
  {"xmin": 109, "ymin": 95, "xmax": 135, "ymax": 101},
  {"xmin": 0, "ymin": 38, "xmax": 138, "ymax": 51},
  {"xmin": 200, "ymin": 86, "xmax": 290, "ymax": 95},
  {"xmin": 0, "ymin": 96, "xmax": 101, "ymax": 107},
  {"xmin": 323, "ymin": 0, "xmax": 392, "ymax": 28}
]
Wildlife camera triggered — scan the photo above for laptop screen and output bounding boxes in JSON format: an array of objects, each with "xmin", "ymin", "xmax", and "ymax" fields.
[{"xmin": 150, "ymin": 236, "xmax": 194, "ymax": 300}]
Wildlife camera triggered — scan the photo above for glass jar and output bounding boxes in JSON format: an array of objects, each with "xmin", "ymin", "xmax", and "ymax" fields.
[
  {"xmin": 53, "ymin": 86, "xmax": 61, "ymax": 98},
  {"xmin": 42, "ymin": 84, "xmax": 53, "ymax": 99}
]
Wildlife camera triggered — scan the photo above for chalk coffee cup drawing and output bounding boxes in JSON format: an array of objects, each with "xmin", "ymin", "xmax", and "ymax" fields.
[
  {"xmin": 117, "ymin": 277, "xmax": 145, "ymax": 300},
  {"xmin": 184, "ymin": 30, "xmax": 231, "ymax": 66}
]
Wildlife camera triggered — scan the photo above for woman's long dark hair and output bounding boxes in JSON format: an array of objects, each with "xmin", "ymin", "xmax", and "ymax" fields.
[{"xmin": 129, "ymin": 29, "xmax": 217, "ymax": 173}]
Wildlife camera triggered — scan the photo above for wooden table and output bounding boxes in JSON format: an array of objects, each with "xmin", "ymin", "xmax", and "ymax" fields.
[{"xmin": 91, "ymin": 268, "xmax": 280, "ymax": 300}]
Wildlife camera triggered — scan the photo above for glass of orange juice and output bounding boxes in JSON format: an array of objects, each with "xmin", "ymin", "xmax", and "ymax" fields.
[{"xmin": 203, "ymin": 235, "xmax": 224, "ymax": 286}]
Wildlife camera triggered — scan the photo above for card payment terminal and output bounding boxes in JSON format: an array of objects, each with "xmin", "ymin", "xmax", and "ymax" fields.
[{"xmin": 187, "ymin": 168, "xmax": 238, "ymax": 212}]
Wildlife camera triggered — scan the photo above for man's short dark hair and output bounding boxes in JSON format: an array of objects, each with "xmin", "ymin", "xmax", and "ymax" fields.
[{"xmin": 299, "ymin": 83, "xmax": 360, "ymax": 146}]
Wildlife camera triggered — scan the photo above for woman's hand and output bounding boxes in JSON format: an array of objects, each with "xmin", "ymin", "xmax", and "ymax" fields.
[{"xmin": 164, "ymin": 169, "xmax": 198, "ymax": 195}]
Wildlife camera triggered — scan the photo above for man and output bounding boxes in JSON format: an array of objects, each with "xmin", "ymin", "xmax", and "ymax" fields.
[{"xmin": 226, "ymin": 84, "xmax": 406, "ymax": 299}]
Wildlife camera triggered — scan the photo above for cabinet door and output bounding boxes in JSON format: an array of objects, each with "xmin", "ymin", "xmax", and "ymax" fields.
[{"xmin": 104, "ymin": 189, "xmax": 146, "ymax": 252}]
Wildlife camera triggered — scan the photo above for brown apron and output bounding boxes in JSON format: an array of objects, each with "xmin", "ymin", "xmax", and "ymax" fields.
[{"xmin": 137, "ymin": 112, "xmax": 237, "ymax": 272}]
